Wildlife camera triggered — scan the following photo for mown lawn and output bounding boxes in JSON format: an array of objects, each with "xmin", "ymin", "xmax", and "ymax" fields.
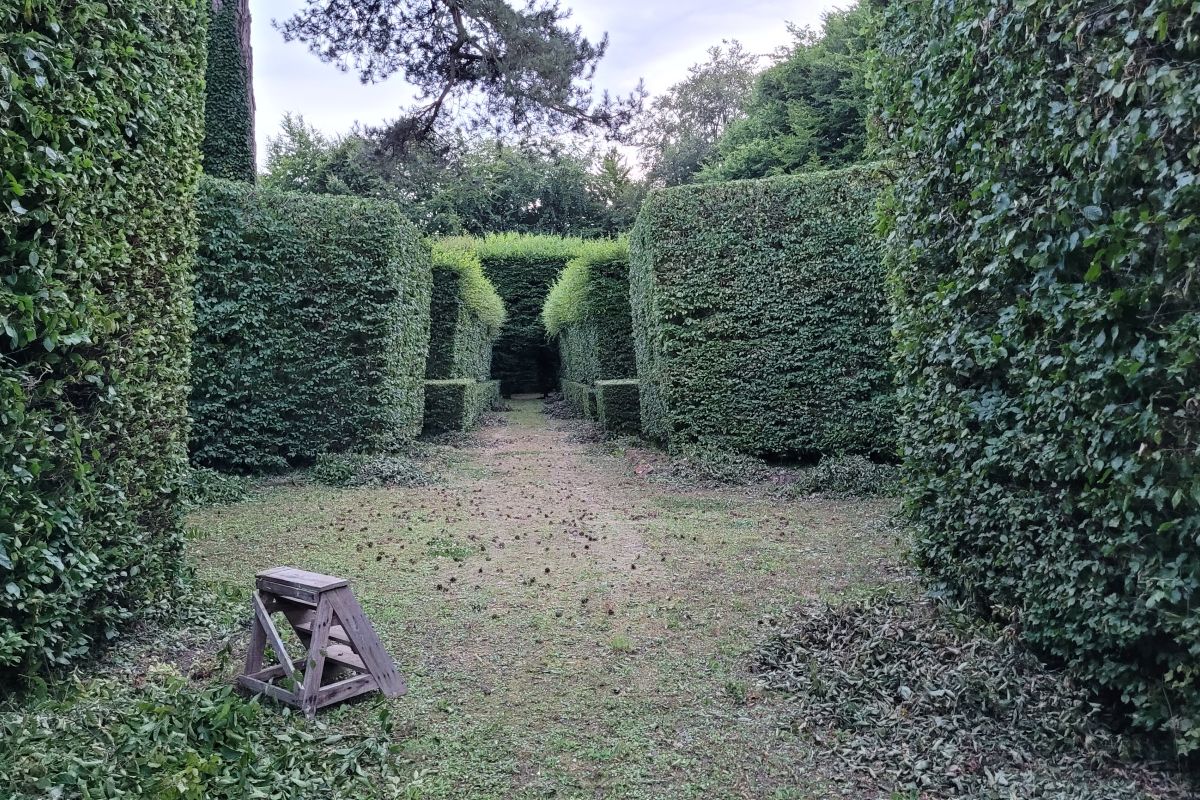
[
  {"xmin": 182, "ymin": 400, "xmax": 902, "ymax": 798},
  {"xmin": 6, "ymin": 402, "xmax": 1188, "ymax": 799}
]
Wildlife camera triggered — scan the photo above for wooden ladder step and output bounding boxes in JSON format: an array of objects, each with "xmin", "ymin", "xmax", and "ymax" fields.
[
  {"xmin": 294, "ymin": 620, "xmax": 352, "ymax": 646},
  {"xmin": 321, "ymin": 643, "xmax": 366, "ymax": 672},
  {"xmin": 317, "ymin": 673, "xmax": 379, "ymax": 706},
  {"xmin": 258, "ymin": 566, "xmax": 349, "ymax": 592},
  {"xmin": 256, "ymin": 567, "xmax": 348, "ymax": 605}
]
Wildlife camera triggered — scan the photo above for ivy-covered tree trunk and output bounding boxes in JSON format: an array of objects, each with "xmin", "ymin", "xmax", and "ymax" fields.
[{"xmin": 203, "ymin": 0, "xmax": 256, "ymax": 181}]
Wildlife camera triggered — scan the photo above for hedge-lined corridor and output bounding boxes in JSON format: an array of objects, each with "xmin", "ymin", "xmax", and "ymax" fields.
[{"xmin": 2, "ymin": 0, "xmax": 1196, "ymax": 798}]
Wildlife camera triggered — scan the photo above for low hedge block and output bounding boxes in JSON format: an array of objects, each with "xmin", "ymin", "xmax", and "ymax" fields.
[
  {"xmin": 596, "ymin": 380, "xmax": 641, "ymax": 434},
  {"xmin": 423, "ymin": 380, "xmax": 502, "ymax": 434},
  {"xmin": 562, "ymin": 380, "xmax": 598, "ymax": 420},
  {"xmin": 629, "ymin": 165, "xmax": 894, "ymax": 458},
  {"xmin": 192, "ymin": 179, "xmax": 432, "ymax": 471}
]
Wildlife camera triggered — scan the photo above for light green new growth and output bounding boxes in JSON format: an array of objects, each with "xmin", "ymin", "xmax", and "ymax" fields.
[
  {"xmin": 472, "ymin": 231, "xmax": 586, "ymax": 262},
  {"xmin": 431, "ymin": 240, "xmax": 508, "ymax": 335},
  {"xmin": 542, "ymin": 239, "xmax": 628, "ymax": 337}
]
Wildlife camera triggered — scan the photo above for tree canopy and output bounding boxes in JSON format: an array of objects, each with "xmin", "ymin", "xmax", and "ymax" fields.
[
  {"xmin": 634, "ymin": 41, "xmax": 760, "ymax": 187},
  {"xmin": 263, "ymin": 116, "xmax": 643, "ymax": 237},
  {"xmin": 699, "ymin": 5, "xmax": 873, "ymax": 181},
  {"xmin": 277, "ymin": 0, "xmax": 643, "ymax": 148}
]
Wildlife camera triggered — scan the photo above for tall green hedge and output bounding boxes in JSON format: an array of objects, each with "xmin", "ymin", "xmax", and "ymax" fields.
[
  {"xmin": 423, "ymin": 242, "xmax": 505, "ymax": 434},
  {"xmin": 629, "ymin": 165, "xmax": 894, "ymax": 458},
  {"xmin": 543, "ymin": 240, "xmax": 637, "ymax": 383},
  {"xmin": 876, "ymin": 0, "xmax": 1199, "ymax": 753},
  {"xmin": 202, "ymin": 0, "xmax": 256, "ymax": 181},
  {"xmin": 191, "ymin": 179, "xmax": 432, "ymax": 472},
  {"xmin": 475, "ymin": 234, "xmax": 581, "ymax": 395},
  {"xmin": 427, "ymin": 242, "xmax": 506, "ymax": 381},
  {"xmin": 0, "ymin": 1, "xmax": 207, "ymax": 677}
]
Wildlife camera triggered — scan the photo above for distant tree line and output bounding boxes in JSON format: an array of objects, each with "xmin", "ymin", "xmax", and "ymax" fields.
[
  {"xmin": 262, "ymin": 4, "xmax": 874, "ymax": 235},
  {"xmin": 634, "ymin": 4, "xmax": 873, "ymax": 189},
  {"xmin": 263, "ymin": 119, "xmax": 645, "ymax": 238}
]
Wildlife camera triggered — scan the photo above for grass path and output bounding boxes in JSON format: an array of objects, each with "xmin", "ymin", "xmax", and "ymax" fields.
[{"xmin": 189, "ymin": 400, "xmax": 901, "ymax": 798}]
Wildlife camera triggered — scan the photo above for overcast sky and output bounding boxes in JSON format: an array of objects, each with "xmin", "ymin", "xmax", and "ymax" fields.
[{"xmin": 251, "ymin": 1, "xmax": 847, "ymax": 166}]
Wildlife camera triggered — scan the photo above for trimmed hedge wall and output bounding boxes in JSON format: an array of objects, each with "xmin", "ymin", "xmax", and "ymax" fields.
[
  {"xmin": 427, "ymin": 242, "xmax": 506, "ymax": 382},
  {"xmin": 0, "ymin": 2, "xmax": 207, "ymax": 676},
  {"xmin": 423, "ymin": 242, "xmax": 506, "ymax": 434},
  {"xmin": 202, "ymin": 0, "xmax": 256, "ymax": 181},
  {"xmin": 475, "ymin": 234, "xmax": 581, "ymax": 395},
  {"xmin": 596, "ymin": 380, "xmax": 640, "ymax": 435},
  {"xmin": 876, "ymin": 0, "xmax": 1200, "ymax": 753},
  {"xmin": 192, "ymin": 179, "xmax": 432, "ymax": 471},
  {"xmin": 542, "ymin": 240, "xmax": 638, "ymax": 419},
  {"xmin": 423, "ymin": 380, "xmax": 502, "ymax": 434},
  {"xmin": 629, "ymin": 165, "xmax": 893, "ymax": 458}
]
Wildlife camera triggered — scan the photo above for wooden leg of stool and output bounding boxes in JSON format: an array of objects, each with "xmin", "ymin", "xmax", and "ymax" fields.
[
  {"xmin": 245, "ymin": 600, "xmax": 267, "ymax": 675},
  {"xmin": 329, "ymin": 588, "xmax": 407, "ymax": 697},
  {"xmin": 298, "ymin": 595, "xmax": 334, "ymax": 718},
  {"xmin": 252, "ymin": 591, "xmax": 296, "ymax": 683}
]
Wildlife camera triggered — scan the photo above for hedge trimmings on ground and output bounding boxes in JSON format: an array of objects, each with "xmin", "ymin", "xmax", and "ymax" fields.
[
  {"xmin": 0, "ymin": 670, "xmax": 406, "ymax": 799},
  {"xmin": 875, "ymin": 0, "xmax": 1200, "ymax": 754},
  {"xmin": 756, "ymin": 595, "xmax": 1194, "ymax": 799},
  {"xmin": 423, "ymin": 379, "xmax": 502, "ymax": 434},
  {"xmin": 0, "ymin": 0, "xmax": 207, "ymax": 679},
  {"xmin": 191, "ymin": 178, "xmax": 432, "ymax": 472},
  {"xmin": 630, "ymin": 165, "xmax": 894, "ymax": 459},
  {"xmin": 310, "ymin": 451, "xmax": 439, "ymax": 488}
]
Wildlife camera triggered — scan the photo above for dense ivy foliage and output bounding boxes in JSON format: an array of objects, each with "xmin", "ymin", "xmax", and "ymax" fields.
[
  {"xmin": 0, "ymin": 1, "xmax": 206, "ymax": 678},
  {"xmin": 543, "ymin": 240, "xmax": 637, "ymax": 419},
  {"xmin": 427, "ymin": 242, "xmax": 505, "ymax": 382},
  {"xmin": 202, "ymin": 0, "xmax": 256, "ymax": 181},
  {"xmin": 192, "ymin": 179, "xmax": 432, "ymax": 472},
  {"xmin": 630, "ymin": 165, "xmax": 894, "ymax": 458},
  {"xmin": 474, "ymin": 234, "xmax": 582, "ymax": 395},
  {"xmin": 562, "ymin": 380, "xmax": 598, "ymax": 421},
  {"xmin": 875, "ymin": 0, "xmax": 1200, "ymax": 753}
]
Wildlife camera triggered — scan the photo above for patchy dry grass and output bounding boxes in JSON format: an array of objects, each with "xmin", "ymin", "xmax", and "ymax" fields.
[
  {"xmin": 26, "ymin": 398, "xmax": 1180, "ymax": 798},
  {"xmin": 183, "ymin": 400, "xmax": 905, "ymax": 798}
]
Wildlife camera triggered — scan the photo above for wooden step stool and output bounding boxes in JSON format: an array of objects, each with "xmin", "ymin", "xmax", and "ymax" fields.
[{"xmin": 237, "ymin": 567, "xmax": 406, "ymax": 717}]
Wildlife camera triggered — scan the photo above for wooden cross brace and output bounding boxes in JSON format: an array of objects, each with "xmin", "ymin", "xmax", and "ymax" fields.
[{"xmin": 237, "ymin": 567, "xmax": 406, "ymax": 717}]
